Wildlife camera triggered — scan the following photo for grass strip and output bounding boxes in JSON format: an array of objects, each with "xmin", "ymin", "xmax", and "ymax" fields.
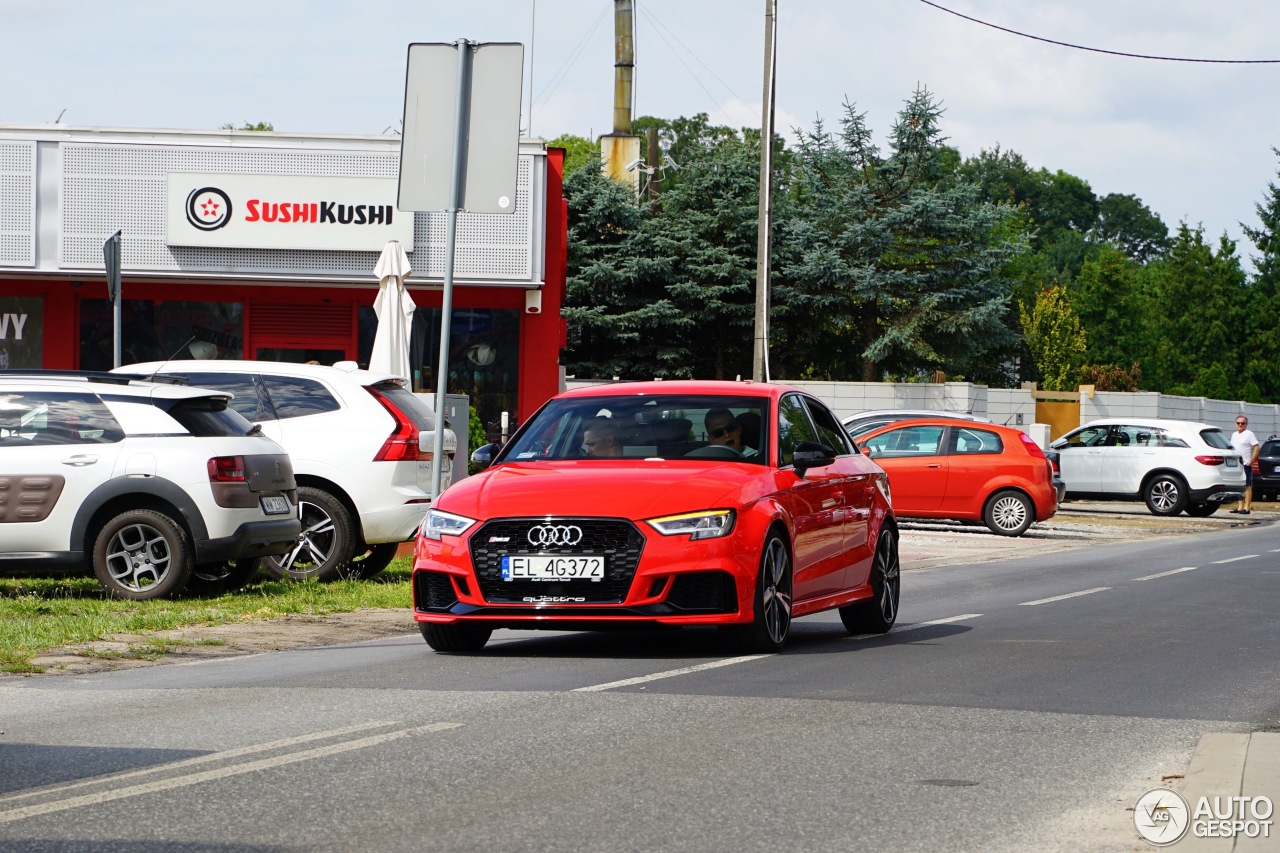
[{"xmin": 0, "ymin": 558, "xmax": 413, "ymax": 674}]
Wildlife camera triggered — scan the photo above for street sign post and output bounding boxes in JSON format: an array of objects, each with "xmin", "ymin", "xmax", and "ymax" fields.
[
  {"xmin": 397, "ymin": 41, "xmax": 524, "ymax": 499},
  {"xmin": 103, "ymin": 230, "xmax": 122, "ymax": 368}
]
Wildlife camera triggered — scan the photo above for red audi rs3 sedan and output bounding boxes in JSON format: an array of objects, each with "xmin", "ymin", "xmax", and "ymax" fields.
[{"xmin": 411, "ymin": 380, "xmax": 899, "ymax": 653}]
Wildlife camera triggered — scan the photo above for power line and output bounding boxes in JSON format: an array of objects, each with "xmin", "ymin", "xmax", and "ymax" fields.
[
  {"xmin": 532, "ymin": 5, "xmax": 609, "ymax": 122},
  {"xmin": 637, "ymin": 4, "xmax": 729, "ymax": 119},
  {"xmin": 919, "ymin": 0, "xmax": 1280, "ymax": 64}
]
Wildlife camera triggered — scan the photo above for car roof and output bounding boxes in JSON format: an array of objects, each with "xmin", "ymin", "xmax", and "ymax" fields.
[
  {"xmin": 117, "ymin": 360, "xmax": 401, "ymax": 386},
  {"xmin": 1076, "ymin": 417, "xmax": 1222, "ymax": 430},
  {"xmin": 0, "ymin": 370, "xmax": 232, "ymax": 401},
  {"xmin": 559, "ymin": 379, "xmax": 792, "ymax": 399},
  {"xmin": 842, "ymin": 409, "xmax": 988, "ymax": 423},
  {"xmin": 858, "ymin": 416, "xmax": 1018, "ymax": 435}
]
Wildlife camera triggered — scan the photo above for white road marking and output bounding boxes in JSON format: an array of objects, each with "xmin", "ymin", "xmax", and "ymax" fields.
[
  {"xmin": 1212, "ymin": 555, "xmax": 1258, "ymax": 564},
  {"xmin": 0, "ymin": 720, "xmax": 400, "ymax": 805},
  {"xmin": 1133, "ymin": 567, "xmax": 1198, "ymax": 581},
  {"xmin": 1019, "ymin": 587, "xmax": 1111, "ymax": 606},
  {"xmin": 573, "ymin": 655, "xmax": 769, "ymax": 692},
  {"xmin": 1269, "ymin": 549, "xmax": 1280, "ymax": 553},
  {"xmin": 0, "ymin": 722, "xmax": 461, "ymax": 825}
]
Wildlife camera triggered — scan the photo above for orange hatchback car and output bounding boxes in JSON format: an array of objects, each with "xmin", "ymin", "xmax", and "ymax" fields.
[{"xmin": 856, "ymin": 418, "xmax": 1059, "ymax": 536}]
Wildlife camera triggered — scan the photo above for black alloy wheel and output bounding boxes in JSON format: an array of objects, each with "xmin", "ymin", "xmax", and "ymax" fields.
[
  {"xmin": 839, "ymin": 527, "xmax": 900, "ymax": 635},
  {"xmin": 258, "ymin": 486, "xmax": 356, "ymax": 582},
  {"xmin": 724, "ymin": 532, "xmax": 793, "ymax": 653},
  {"xmin": 1143, "ymin": 474, "xmax": 1189, "ymax": 516}
]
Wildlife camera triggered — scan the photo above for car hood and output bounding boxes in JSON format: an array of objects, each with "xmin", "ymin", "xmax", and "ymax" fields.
[{"xmin": 439, "ymin": 461, "xmax": 765, "ymax": 520}]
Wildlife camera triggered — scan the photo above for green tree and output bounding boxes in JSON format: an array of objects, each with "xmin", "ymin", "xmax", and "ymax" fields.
[
  {"xmin": 1071, "ymin": 247, "xmax": 1152, "ymax": 369},
  {"xmin": 1146, "ymin": 224, "xmax": 1247, "ymax": 395},
  {"xmin": 1094, "ymin": 193, "xmax": 1171, "ymax": 263},
  {"xmin": 1242, "ymin": 148, "xmax": 1280, "ymax": 402},
  {"xmin": 1019, "ymin": 285, "xmax": 1087, "ymax": 391},
  {"xmin": 547, "ymin": 133, "xmax": 600, "ymax": 178},
  {"xmin": 220, "ymin": 121, "xmax": 274, "ymax": 131},
  {"xmin": 778, "ymin": 89, "xmax": 1027, "ymax": 382}
]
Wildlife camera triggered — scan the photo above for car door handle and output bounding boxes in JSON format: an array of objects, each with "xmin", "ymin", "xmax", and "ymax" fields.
[
  {"xmin": 61, "ymin": 455, "xmax": 98, "ymax": 467},
  {"xmin": 926, "ymin": 463, "xmax": 943, "ymax": 469}
]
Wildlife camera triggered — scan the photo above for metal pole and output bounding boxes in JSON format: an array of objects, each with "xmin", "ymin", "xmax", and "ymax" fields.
[
  {"xmin": 752, "ymin": 0, "xmax": 777, "ymax": 382},
  {"xmin": 526, "ymin": 0, "xmax": 536, "ymax": 136},
  {"xmin": 431, "ymin": 39, "xmax": 473, "ymax": 500}
]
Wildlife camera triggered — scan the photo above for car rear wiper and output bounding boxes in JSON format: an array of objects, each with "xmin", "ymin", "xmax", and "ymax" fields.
[{"xmin": 246, "ymin": 423, "xmax": 263, "ymax": 436}]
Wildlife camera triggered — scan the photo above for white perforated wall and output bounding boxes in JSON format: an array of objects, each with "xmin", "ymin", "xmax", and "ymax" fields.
[
  {"xmin": 57, "ymin": 141, "xmax": 538, "ymax": 283},
  {"xmin": 0, "ymin": 142, "xmax": 35, "ymax": 266}
]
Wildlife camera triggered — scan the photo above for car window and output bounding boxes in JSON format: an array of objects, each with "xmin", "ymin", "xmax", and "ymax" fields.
[
  {"xmin": 0, "ymin": 391, "xmax": 124, "ymax": 446},
  {"xmin": 164, "ymin": 397, "xmax": 259, "ymax": 437},
  {"xmin": 802, "ymin": 397, "xmax": 852, "ymax": 455},
  {"xmin": 951, "ymin": 427, "xmax": 1003, "ymax": 455},
  {"xmin": 260, "ymin": 375, "xmax": 342, "ymax": 419},
  {"xmin": 1061, "ymin": 426, "xmax": 1110, "ymax": 448},
  {"xmin": 777, "ymin": 394, "xmax": 821, "ymax": 467},
  {"xmin": 500, "ymin": 394, "xmax": 768, "ymax": 464},
  {"xmin": 171, "ymin": 372, "xmax": 275, "ymax": 422},
  {"xmin": 1199, "ymin": 428, "xmax": 1232, "ymax": 450},
  {"xmin": 1261, "ymin": 440, "xmax": 1280, "ymax": 457},
  {"xmin": 846, "ymin": 418, "xmax": 891, "ymax": 439},
  {"xmin": 862, "ymin": 425, "xmax": 945, "ymax": 459},
  {"xmin": 371, "ymin": 381, "xmax": 439, "ymax": 430},
  {"xmin": 1109, "ymin": 425, "xmax": 1148, "ymax": 447}
]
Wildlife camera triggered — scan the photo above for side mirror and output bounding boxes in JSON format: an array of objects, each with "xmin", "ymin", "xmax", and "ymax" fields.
[
  {"xmin": 793, "ymin": 440, "xmax": 836, "ymax": 476},
  {"xmin": 861, "ymin": 446, "xmax": 872, "ymax": 457},
  {"xmin": 470, "ymin": 442, "xmax": 498, "ymax": 470}
]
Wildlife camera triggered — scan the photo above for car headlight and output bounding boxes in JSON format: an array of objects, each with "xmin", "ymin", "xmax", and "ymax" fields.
[
  {"xmin": 420, "ymin": 509, "xmax": 476, "ymax": 540},
  {"xmin": 646, "ymin": 509, "xmax": 735, "ymax": 540}
]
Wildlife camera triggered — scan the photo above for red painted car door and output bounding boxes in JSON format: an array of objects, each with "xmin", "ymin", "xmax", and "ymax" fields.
[{"xmin": 862, "ymin": 424, "xmax": 948, "ymax": 512}]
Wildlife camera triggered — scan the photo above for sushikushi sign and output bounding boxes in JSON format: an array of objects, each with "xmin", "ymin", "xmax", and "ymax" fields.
[{"xmin": 167, "ymin": 174, "xmax": 414, "ymax": 251}]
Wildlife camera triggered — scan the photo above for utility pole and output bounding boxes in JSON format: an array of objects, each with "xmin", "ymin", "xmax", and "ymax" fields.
[{"xmin": 753, "ymin": 0, "xmax": 777, "ymax": 382}]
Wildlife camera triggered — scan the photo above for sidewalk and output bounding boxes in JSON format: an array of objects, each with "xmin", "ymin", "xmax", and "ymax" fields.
[{"xmin": 1174, "ymin": 732, "xmax": 1279, "ymax": 851}]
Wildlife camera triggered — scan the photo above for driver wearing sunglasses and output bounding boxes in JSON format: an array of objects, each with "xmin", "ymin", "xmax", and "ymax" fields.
[{"xmin": 705, "ymin": 407, "xmax": 758, "ymax": 457}]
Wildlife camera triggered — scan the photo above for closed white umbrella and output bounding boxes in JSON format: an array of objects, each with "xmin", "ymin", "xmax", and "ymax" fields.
[{"xmin": 368, "ymin": 240, "xmax": 416, "ymax": 385}]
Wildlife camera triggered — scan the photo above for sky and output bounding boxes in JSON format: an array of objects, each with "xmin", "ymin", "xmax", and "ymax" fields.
[{"xmin": 4, "ymin": 0, "xmax": 1280, "ymax": 264}]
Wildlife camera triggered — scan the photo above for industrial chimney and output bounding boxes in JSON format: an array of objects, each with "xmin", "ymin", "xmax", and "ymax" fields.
[{"xmin": 601, "ymin": 0, "xmax": 642, "ymax": 187}]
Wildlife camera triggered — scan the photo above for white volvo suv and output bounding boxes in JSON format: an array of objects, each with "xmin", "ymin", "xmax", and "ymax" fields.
[
  {"xmin": 1050, "ymin": 418, "xmax": 1246, "ymax": 516},
  {"xmin": 0, "ymin": 371, "xmax": 299, "ymax": 598},
  {"xmin": 121, "ymin": 360, "xmax": 456, "ymax": 581}
]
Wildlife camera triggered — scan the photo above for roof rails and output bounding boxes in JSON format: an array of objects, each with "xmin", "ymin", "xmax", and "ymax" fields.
[{"xmin": 0, "ymin": 369, "xmax": 188, "ymax": 386}]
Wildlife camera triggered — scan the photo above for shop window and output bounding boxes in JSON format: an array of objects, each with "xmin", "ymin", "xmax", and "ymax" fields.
[
  {"xmin": 0, "ymin": 296, "xmax": 43, "ymax": 369},
  {"xmin": 79, "ymin": 299, "xmax": 243, "ymax": 370},
  {"xmin": 358, "ymin": 306, "xmax": 519, "ymax": 434}
]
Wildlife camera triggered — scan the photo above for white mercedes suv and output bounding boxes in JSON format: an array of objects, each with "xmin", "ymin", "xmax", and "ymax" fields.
[
  {"xmin": 1049, "ymin": 418, "xmax": 1246, "ymax": 516},
  {"xmin": 0, "ymin": 371, "xmax": 299, "ymax": 598},
  {"xmin": 121, "ymin": 360, "xmax": 456, "ymax": 581}
]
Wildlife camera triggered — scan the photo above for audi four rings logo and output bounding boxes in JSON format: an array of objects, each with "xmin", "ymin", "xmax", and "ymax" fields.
[
  {"xmin": 186, "ymin": 186, "xmax": 233, "ymax": 231},
  {"xmin": 527, "ymin": 525, "xmax": 584, "ymax": 546}
]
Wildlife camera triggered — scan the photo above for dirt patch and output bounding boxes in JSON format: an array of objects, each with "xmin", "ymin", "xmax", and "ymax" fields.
[{"xmin": 19, "ymin": 608, "xmax": 418, "ymax": 678}]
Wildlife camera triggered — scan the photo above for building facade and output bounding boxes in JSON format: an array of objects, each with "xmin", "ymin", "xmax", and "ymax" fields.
[{"xmin": 0, "ymin": 125, "xmax": 567, "ymax": 430}]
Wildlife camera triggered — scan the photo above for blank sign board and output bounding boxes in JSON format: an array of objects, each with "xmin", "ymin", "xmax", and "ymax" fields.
[{"xmin": 398, "ymin": 41, "xmax": 524, "ymax": 214}]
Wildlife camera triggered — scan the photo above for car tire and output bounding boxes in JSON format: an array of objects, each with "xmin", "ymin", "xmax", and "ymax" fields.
[
  {"xmin": 419, "ymin": 622, "xmax": 492, "ymax": 653},
  {"xmin": 839, "ymin": 527, "xmax": 900, "ymax": 635},
  {"xmin": 1184, "ymin": 502, "xmax": 1220, "ymax": 517},
  {"xmin": 347, "ymin": 543, "xmax": 401, "ymax": 580},
  {"xmin": 188, "ymin": 559, "xmax": 260, "ymax": 595},
  {"xmin": 1144, "ymin": 474, "xmax": 1189, "ymax": 516},
  {"xmin": 723, "ymin": 532, "xmax": 793, "ymax": 653},
  {"xmin": 982, "ymin": 489, "xmax": 1034, "ymax": 536},
  {"xmin": 92, "ymin": 509, "xmax": 194, "ymax": 600},
  {"xmin": 258, "ymin": 486, "xmax": 356, "ymax": 582}
]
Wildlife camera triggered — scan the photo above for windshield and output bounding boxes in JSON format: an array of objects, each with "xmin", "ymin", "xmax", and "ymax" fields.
[{"xmin": 499, "ymin": 394, "xmax": 770, "ymax": 464}]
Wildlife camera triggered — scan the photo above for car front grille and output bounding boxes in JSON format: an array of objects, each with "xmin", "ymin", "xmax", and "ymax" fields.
[
  {"xmin": 469, "ymin": 518, "xmax": 645, "ymax": 603},
  {"xmin": 414, "ymin": 571, "xmax": 459, "ymax": 612}
]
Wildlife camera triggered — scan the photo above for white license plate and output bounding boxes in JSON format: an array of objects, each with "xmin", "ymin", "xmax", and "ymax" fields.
[
  {"xmin": 260, "ymin": 496, "xmax": 291, "ymax": 515},
  {"xmin": 501, "ymin": 554, "xmax": 604, "ymax": 581},
  {"xmin": 1226, "ymin": 457, "xmax": 1238, "ymax": 467}
]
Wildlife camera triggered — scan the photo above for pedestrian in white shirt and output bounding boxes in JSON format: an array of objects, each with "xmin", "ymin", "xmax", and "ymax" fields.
[{"xmin": 1229, "ymin": 416, "xmax": 1260, "ymax": 515}]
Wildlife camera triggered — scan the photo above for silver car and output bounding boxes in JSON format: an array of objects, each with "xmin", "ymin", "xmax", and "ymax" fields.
[{"xmin": 1049, "ymin": 418, "xmax": 1245, "ymax": 516}]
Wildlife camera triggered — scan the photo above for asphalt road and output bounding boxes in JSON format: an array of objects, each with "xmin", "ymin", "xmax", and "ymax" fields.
[{"xmin": 1, "ymin": 517, "xmax": 1278, "ymax": 852}]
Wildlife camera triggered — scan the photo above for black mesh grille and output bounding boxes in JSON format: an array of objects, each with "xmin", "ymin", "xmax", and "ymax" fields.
[
  {"xmin": 666, "ymin": 571, "xmax": 738, "ymax": 613},
  {"xmin": 414, "ymin": 571, "xmax": 458, "ymax": 612},
  {"xmin": 469, "ymin": 518, "xmax": 646, "ymax": 603}
]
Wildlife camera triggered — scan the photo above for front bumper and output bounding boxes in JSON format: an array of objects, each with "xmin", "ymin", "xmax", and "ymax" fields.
[{"xmin": 411, "ymin": 517, "xmax": 751, "ymax": 627}]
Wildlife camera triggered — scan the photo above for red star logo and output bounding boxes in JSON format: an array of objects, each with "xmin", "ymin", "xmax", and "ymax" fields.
[{"xmin": 200, "ymin": 198, "xmax": 220, "ymax": 219}]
